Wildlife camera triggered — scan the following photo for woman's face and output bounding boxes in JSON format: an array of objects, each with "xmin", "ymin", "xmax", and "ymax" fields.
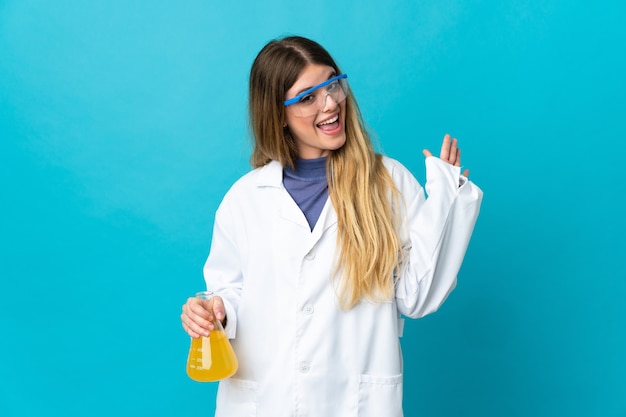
[{"xmin": 284, "ymin": 64, "xmax": 347, "ymax": 159}]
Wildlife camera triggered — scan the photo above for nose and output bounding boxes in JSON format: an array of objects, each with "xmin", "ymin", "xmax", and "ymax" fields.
[{"xmin": 322, "ymin": 93, "xmax": 339, "ymax": 112}]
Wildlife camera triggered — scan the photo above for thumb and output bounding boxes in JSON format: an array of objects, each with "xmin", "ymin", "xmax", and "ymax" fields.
[
  {"xmin": 211, "ymin": 296, "xmax": 226, "ymax": 322},
  {"xmin": 422, "ymin": 149, "xmax": 433, "ymax": 158}
]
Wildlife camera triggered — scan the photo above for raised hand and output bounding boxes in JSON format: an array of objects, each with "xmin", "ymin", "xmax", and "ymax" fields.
[{"xmin": 422, "ymin": 133, "xmax": 470, "ymax": 177}]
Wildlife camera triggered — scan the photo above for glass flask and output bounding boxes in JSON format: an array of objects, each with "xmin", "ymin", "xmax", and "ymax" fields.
[{"xmin": 186, "ymin": 291, "xmax": 238, "ymax": 382}]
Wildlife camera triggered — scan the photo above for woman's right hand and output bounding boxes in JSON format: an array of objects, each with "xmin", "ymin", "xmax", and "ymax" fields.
[{"xmin": 181, "ymin": 295, "xmax": 226, "ymax": 338}]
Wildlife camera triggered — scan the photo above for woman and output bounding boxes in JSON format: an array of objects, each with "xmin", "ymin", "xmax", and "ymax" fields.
[{"xmin": 181, "ymin": 35, "xmax": 482, "ymax": 417}]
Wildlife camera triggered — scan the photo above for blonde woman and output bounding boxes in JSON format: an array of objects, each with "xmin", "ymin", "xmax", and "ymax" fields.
[{"xmin": 181, "ymin": 35, "xmax": 482, "ymax": 417}]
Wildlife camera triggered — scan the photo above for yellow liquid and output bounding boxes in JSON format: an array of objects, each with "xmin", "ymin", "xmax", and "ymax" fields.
[{"xmin": 186, "ymin": 330, "xmax": 238, "ymax": 382}]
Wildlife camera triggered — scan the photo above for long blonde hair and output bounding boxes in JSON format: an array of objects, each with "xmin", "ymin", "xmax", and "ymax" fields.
[{"xmin": 249, "ymin": 36, "xmax": 403, "ymax": 309}]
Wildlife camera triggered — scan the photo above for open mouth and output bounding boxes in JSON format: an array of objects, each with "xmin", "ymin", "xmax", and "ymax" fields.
[{"xmin": 316, "ymin": 114, "xmax": 340, "ymax": 133}]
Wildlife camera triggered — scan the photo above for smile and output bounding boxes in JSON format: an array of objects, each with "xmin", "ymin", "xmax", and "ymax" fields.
[{"xmin": 317, "ymin": 114, "xmax": 339, "ymax": 127}]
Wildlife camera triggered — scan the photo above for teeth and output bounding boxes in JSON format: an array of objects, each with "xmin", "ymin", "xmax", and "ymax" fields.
[{"xmin": 318, "ymin": 115, "xmax": 339, "ymax": 126}]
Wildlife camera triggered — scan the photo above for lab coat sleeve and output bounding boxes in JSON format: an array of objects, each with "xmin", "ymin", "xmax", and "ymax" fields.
[
  {"xmin": 203, "ymin": 197, "xmax": 243, "ymax": 340},
  {"xmin": 392, "ymin": 156, "xmax": 483, "ymax": 318}
]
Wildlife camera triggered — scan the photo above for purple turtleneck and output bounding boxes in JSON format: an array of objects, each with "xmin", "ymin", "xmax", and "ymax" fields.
[{"xmin": 283, "ymin": 157, "xmax": 329, "ymax": 231}]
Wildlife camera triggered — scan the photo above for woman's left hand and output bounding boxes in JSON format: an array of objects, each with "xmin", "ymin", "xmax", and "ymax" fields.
[{"xmin": 423, "ymin": 133, "xmax": 470, "ymax": 177}]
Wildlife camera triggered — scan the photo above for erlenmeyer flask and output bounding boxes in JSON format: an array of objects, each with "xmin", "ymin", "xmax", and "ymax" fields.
[{"xmin": 186, "ymin": 291, "xmax": 238, "ymax": 382}]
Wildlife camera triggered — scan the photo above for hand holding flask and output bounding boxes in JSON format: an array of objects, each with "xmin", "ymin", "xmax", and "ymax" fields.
[{"xmin": 186, "ymin": 291, "xmax": 238, "ymax": 382}]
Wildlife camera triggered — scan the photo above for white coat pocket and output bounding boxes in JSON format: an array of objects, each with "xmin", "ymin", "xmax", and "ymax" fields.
[
  {"xmin": 215, "ymin": 378, "xmax": 258, "ymax": 417},
  {"xmin": 358, "ymin": 374, "xmax": 403, "ymax": 417}
]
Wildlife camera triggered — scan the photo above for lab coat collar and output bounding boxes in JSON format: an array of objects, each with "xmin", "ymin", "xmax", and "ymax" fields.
[
  {"xmin": 254, "ymin": 160, "xmax": 337, "ymax": 236},
  {"xmin": 253, "ymin": 160, "xmax": 284, "ymax": 188}
]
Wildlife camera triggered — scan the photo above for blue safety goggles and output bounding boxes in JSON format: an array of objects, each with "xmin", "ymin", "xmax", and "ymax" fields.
[{"xmin": 284, "ymin": 74, "xmax": 348, "ymax": 117}]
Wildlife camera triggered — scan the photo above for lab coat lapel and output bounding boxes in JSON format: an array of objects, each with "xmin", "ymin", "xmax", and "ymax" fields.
[
  {"xmin": 278, "ymin": 189, "xmax": 310, "ymax": 231},
  {"xmin": 278, "ymin": 193, "xmax": 337, "ymax": 241},
  {"xmin": 255, "ymin": 161, "xmax": 310, "ymax": 231},
  {"xmin": 310, "ymin": 197, "xmax": 337, "ymax": 243},
  {"xmin": 256, "ymin": 160, "xmax": 337, "ymax": 246}
]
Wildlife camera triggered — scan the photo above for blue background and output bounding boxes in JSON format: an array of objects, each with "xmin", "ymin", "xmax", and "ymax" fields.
[{"xmin": 1, "ymin": 1, "xmax": 625, "ymax": 416}]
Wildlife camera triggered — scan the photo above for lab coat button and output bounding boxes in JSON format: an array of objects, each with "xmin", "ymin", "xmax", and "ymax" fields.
[
  {"xmin": 304, "ymin": 252, "xmax": 315, "ymax": 261},
  {"xmin": 302, "ymin": 304, "xmax": 314, "ymax": 315},
  {"xmin": 299, "ymin": 361, "xmax": 310, "ymax": 373}
]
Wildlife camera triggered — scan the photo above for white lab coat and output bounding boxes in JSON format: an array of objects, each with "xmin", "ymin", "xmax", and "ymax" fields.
[{"xmin": 203, "ymin": 156, "xmax": 482, "ymax": 417}]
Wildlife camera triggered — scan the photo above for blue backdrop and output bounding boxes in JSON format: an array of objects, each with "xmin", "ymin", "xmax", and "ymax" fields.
[{"xmin": 1, "ymin": 1, "xmax": 624, "ymax": 416}]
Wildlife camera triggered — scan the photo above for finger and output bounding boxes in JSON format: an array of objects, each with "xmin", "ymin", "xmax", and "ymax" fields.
[
  {"xmin": 181, "ymin": 310, "xmax": 210, "ymax": 337},
  {"xmin": 188, "ymin": 298, "xmax": 212, "ymax": 319},
  {"xmin": 181, "ymin": 304, "xmax": 211, "ymax": 335},
  {"xmin": 449, "ymin": 138, "xmax": 459, "ymax": 165},
  {"xmin": 181, "ymin": 319, "xmax": 204, "ymax": 338},
  {"xmin": 454, "ymin": 147, "xmax": 461, "ymax": 167},
  {"xmin": 182, "ymin": 299, "xmax": 212, "ymax": 336},
  {"xmin": 198, "ymin": 300, "xmax": 222, "ymax": 331},
  {"xmin": 211, "ymin": 296, "xmax": 226, "ymax": 322},
  {"xmin": 439, "ymin": 134, "xmax": 451, "ymax": 161},
  {"xmin": 422, "ymin": 149, "xmax": 433, "ymax": 158}
]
